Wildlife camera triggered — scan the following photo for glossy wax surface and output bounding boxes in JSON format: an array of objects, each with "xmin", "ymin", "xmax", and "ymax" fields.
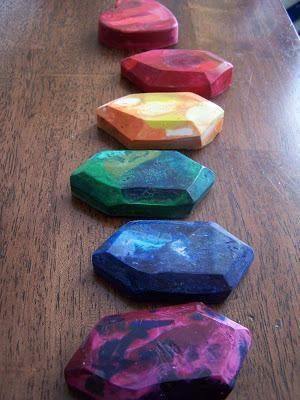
[
  {"xmin": 99, "ymin": 0, "xmax": 178, "ymax": 49},
  {"xmin": 65, "ymin": 303, "xmax": 252, "ymax": 400},
  {"xmin": 97, "ymin": 92, "xmax": 224, "ymax": 149},
  {"xmin": 92, "ymin": 221, "xmax": 254, "ymax": 303},
  {"xmin": 70, "ymin": 151, "xmax": 215, "ymax": 218},
  {"xmin": 121, "ymin": 49, "xmax": 233, "ymax": 98}
]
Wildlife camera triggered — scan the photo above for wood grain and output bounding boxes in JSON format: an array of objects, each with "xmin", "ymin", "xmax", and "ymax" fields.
[{"xmin": 0, "ymin": 0, "xmax": 299, "ymax": 399}]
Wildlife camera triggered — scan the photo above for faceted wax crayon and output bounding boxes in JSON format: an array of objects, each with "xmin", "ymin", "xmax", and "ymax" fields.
[
  {"xmin": 92, "ymin": 221, "xmax": 254, "ymax": 303},
  {"xmin": 65, "ymin": 302, "xmax": 252, "ymax": 400},
  {"xmin": 121, "ymin": 49, "xmax": 233, "ymax": 98},
  {"xmin": 97, "ymin": 93, "xmax": 224, "ymax": 150},
  {"xmin": 70, "ymin": 151, "xmax": 215, "ymax": 218},
  {"xmin": 99, "ymin": 0, "xmax": 178, "ymax": 49}
]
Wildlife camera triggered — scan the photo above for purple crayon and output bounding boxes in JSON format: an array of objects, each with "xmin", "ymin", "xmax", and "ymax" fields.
[{"xmin": 65, "ymin": 303, "xmax": 251, "ymax": 400}]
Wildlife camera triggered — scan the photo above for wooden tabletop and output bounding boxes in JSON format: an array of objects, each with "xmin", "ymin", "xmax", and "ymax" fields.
[{"xmin": 1, "ymin": 0, "xmax": 299, "ymax": 399}]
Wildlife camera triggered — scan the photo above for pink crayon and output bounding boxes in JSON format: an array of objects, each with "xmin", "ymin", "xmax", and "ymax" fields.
[
  {"xmin": 99, "ymin": 0, "xmax": 178, "ymax": 49},
  {"xmin": 121, "ymin": 49, "xmax": 233, "ymax": 98},
  {"xmin": 65, "ymin": 303, "xmax": 251, "ymax": 400}
]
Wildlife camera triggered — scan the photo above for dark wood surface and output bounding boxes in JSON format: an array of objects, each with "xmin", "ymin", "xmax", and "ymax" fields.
[{"xmin": 0, "ymin": 0, "xmax": 299, "ymax": 399}]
